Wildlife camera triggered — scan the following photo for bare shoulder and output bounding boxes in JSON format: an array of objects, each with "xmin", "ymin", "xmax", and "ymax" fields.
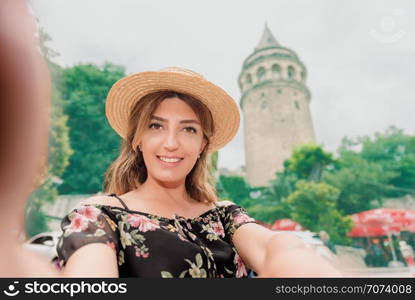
[
  {"xmin": 215, "ymin": 200, "xmax": 236, "ymax": 207},
  {"xmin": 75, "ymin": 194, "xmax": 121, "ymax": 209}
]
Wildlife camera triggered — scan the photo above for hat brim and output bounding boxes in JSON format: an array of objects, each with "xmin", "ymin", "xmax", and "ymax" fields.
[{"xmin": 105, "ymin": 71, "xmax": 240, "ymax": 152}]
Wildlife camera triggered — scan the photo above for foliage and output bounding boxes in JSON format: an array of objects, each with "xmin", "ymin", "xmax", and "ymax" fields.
[
  {"xmin": 325, "ymin": 126, "xmax": 415, "ymax": 214},
  {"xmin": 261, "ymin": 144, "xmax": 334, "ymax": 206},
  {"xmin": 58, "ymin": 63, "xmax": 125, "ymax": 194},
  {"xmin": 261, "ymin": 167, "xmax": 297, "ymax": 205},
  {"xmin": 216, "ymin": 174, "xmax": 251, "ymax": 206},
  {"xmin": 287, "ymin": 143, "xmax": 335, "ymax": 182},
  {"xmin": 322, "ymin": 152, "xmax": 394, "ymax": 214},
  {"xmin": 286, "ymin": 181, "xmax": 353, "ymax": 245},
  {"xmin": 353, "ymin": 126, "xmax": 415, "ymax": 197},
  {"xmin": 246, "ymin": 203, "xmax": 291, "ymax": 224},
  {"xmin": 216, "ymin": 174, "xmax": 291, "ymax": 223}
]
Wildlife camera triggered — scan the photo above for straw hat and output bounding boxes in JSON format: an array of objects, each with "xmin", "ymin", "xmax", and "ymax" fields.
[{"xmin": 105, "ymin": 67, "xmax": 240, "ymax": 152}]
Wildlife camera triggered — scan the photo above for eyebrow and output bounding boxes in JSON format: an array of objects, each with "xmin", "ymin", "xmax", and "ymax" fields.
[{"xmin": 151, "ymin": 115, "xmax": 201, "ymax": 125}]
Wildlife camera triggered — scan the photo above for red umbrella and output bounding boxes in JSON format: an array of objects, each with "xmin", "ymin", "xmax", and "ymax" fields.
[
  {"xmin": 271, "ymin": 218, "xmax": 304, "ymax": 231},
  {"xmin": 348, "ymin": 208, "xmax": 415, "ymax": 237},
  {"xmin": 348, "ymin": 208, "xmax": 415, "ymax": 265}
]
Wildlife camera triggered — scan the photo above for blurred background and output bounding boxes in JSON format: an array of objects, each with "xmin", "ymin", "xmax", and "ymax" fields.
[{"xmin": 24, "ymin": 0, "xmax": 415, "ymax": 277}]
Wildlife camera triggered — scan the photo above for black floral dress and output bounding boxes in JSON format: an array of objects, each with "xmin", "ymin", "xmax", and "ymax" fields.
[{"xmin": 56, "ymin": 194, "xmax": 257, "ymax": 278}]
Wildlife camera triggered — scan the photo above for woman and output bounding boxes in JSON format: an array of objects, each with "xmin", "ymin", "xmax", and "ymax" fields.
[
  {"xmin": 0, "ymin": 3, "xmax": 341, "ymax": 277},
  {"xmin": 56, "ymin": 67, "xmax": 342, "ymax": 278}
]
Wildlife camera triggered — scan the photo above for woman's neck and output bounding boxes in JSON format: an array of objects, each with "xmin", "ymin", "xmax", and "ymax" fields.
[{"xmin": 137, "ymin": 176, "xmax": 197, "ymax": 209}]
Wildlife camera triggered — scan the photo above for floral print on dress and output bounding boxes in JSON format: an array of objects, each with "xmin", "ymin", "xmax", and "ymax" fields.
[
  {"xmin": 77, "ymin": 206, "xmax": 101, "ymax": 221},
  {"xmin": 135, "ymin": 245, "xmax": 150, "ymax": 258},
  {"xmin": 211, "ymin": 220, "xmax": 225, "ymax": 238},
  {"xmin": 64, "ymin": 213, "xmax": 89, "ymax": 235},
  {"xmin": 200, "ymin": 221, "xmax": 225, "ymax": 241},
  {"xmin": 224, "ymin": 206, "xmax": 257, "ymax": 245},
  {"xmin": 63, "ymin": 206, "xmax": 102, "ymax": 235},
  {"xmin": 56, "ymin": 201, "xmax": 257, "ymax": 278},
  {"xmin": 56, "ymin": 205, "xmax": 120, "ymax": 270},
  {"xmin": 128, "ymin": 214, "xmax": 160, "ymax": 232}
]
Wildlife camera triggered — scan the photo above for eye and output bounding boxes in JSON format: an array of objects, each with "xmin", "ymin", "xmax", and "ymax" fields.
[
  {"xmin": 149, "ymin": 122, "xmax": 162, "ymax": 130},
  {"xmin": 183, "ymin": 126, "xmax": 197, "ymax": 133}
]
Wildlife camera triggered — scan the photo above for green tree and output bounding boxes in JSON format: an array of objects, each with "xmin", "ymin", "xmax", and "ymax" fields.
[
  {"xmin": 216, "ymin": 173, "xmax": 293, "ymax": 223},
  {"xmin": 257, "ymin": 144, "xmax": 334, "ymax": 209},
  {"xmin": 261, "ymin": 164, "xmax": 298, "ymax": 205},
  {"xmin": 287, "ymin": 143, "xmax": 335, "ymax": 182},
  {"xmin": 246, "ymin": 203, "xmax": 291, "ymax": 224},
  {"xmin": 324, "ymin": 126, "xmax": 415, "ymax": 214},
  {"xmin": 323, "ymin": 152, "xmax": 394, "ymax": 215},
  {"xmin": 287, "ymin": 181, "xmax": 353, "ymax": 245},
  {"xmin": 216, "ymin": 174, "xmax": 251, "ymax": 206},
  {"xmin": 357, "ymin": 126, "xmax": 415, "ymax": 197},
  {"xmin": 59, "ymin": 63, "xmax": 125, "ymax": 194}
]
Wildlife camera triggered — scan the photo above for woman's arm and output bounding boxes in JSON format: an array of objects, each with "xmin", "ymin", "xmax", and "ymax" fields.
[
  {"xmin": 256, "ymin": 232, "xmax": 342, "ymax": 277},
  {"xmin": 61, "ymin": 244, "xmax": 119, "ymax": 277},
  {"xmin": 6, "ymin": 243, "xmax": 119, "ymax": 277},
  {"xmin": 0, "ymin": 0, "xmax": 51, "ymax": 277},
  {"xmin": 232, "ymin": 224, "xmax": 342, "ymax": 277},
  {"xmin": 0, "ymin": 1, "xmax": 119, "ymax": 278}
]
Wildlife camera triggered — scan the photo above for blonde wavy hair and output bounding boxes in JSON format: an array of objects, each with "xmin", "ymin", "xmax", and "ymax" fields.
[{"xmin": 104, "ymin": 91, "xmax": 218, "ymax": 204}]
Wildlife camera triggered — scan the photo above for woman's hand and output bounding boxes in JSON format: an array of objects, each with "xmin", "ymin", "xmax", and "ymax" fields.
[{"xmin": 0, "ymin": 0, "xmax": 51, "ymax": 277}]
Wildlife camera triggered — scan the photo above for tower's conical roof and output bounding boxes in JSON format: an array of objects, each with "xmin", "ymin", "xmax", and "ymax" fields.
[{"xmin": 255, "ymin": 23, "xmax": 280, "ymax": 50}]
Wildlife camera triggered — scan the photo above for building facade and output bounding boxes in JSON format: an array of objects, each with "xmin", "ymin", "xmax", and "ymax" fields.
[{"xmin": 238, "ymin": 25, "xmax": 316, "ymax": 187}]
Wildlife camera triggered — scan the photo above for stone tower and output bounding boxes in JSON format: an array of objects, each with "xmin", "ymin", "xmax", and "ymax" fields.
[{"xmin": 238, "ymin": 25, "xmax": 315, "ymax": 187}]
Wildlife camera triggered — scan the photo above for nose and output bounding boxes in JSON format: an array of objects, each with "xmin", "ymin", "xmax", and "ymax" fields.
[{"xmin": 163, "ymin": 128, "xmax": 180, "ymax": 151}]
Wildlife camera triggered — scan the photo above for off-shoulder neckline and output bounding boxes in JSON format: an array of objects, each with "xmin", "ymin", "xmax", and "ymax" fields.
[{"xmin": 83, "ymin": 203, "xmax": 229, "ymax": 223}]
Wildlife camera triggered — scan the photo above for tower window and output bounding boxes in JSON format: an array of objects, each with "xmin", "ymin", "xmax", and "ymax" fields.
[
  {"xmin": 294, "ymin": 101, "xmax": 300, "ymax": 110},
  {"xmin": 277, "ymin": 89, "xmax": 282, "ymax": 94},
  {"xmin": 261, "ymin": 101, "xmax": 268, "ymax": 110},
  {"xmin": 246, "ymin": 73, "xmax": 252, "ymax": 84},
  {"xmin": 287, "ymin": 66, "xmax": 296, "ymax": 80},
  {"xmin": 271, "ymin": 64, "xmax": 281, "ymax": 78},
  {"xmin": 257, "ymin": 67, "xmax": 266, "ymax": 81}
]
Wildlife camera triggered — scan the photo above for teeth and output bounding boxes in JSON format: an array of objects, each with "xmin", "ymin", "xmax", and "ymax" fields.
[{"xmin": 159, "ymin": 156, "xmax": 182, "ymax": 163}]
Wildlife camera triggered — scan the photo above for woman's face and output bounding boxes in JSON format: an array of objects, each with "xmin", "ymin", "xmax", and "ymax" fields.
[{"xmin": 140, "ymin": 97, "xmax": 207, "ymax": 186}]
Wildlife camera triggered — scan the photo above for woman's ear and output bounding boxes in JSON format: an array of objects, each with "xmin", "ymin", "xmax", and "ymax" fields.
[{"xmin": 131, "ymin": 135, "xmax": 141, "ymax": 153}]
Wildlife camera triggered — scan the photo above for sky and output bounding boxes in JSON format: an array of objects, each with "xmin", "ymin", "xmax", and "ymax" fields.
[{"xmin": 31, "ymin": 0, "xmax": 415, "ymax": 171}]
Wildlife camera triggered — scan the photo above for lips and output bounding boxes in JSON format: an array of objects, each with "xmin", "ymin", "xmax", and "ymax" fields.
[{"xmin": 156, "ymin": 155, "xmax": 184, "ymax": 166}]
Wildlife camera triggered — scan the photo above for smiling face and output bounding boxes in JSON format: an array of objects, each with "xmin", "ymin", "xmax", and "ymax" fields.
[{"xmin": 139, "ymin": 97, "xmax": 207, "ymax": 186}]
